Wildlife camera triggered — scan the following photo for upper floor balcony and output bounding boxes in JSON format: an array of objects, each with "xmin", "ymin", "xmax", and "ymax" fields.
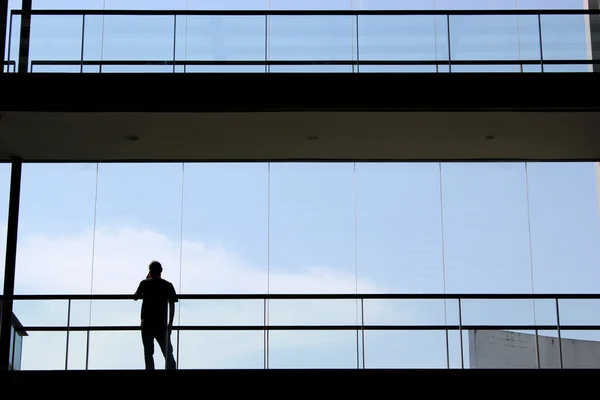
[
  {"xmin": 3, "ymin": 8, "xmax": 600, "ymax": 74},
  {"xmin": 2, "ymin": 7, "xmax": 600, "ymax": 163}
]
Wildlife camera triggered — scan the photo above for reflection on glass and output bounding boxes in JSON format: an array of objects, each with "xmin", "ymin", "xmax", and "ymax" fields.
[
  {"xmin": 29, "ymin": 15, "xmax": 83, "ymax": 72},
  {"xmin": 16, "ymin": 164, "xmax": 97, "ymax": 294}
]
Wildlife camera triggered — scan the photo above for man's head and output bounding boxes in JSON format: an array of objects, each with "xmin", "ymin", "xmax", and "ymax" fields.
[{"xmin": 148, "ymin": 260, "xmax": 163, "ymax": 277}]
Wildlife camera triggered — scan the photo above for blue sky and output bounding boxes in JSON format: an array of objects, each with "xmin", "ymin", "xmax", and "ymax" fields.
[{"xmin": 2, "ymin": 0, "xmax": 600, "ymax": 370}]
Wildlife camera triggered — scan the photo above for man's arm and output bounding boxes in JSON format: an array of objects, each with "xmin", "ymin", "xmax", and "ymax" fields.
[
  {"xmin": 133, "ymin": 281, "xmax": 144, "ymax": 301},
  {"xmin": 169, "ymin": 301, "xmax": 175, "ymax": 327},
  {"xmin": 168, "ymin": 283, "xmax": 178, "ymax": 327}
]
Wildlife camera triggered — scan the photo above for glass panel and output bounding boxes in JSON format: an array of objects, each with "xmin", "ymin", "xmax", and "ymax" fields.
[
  {"xmin": 363, "ymin": 299, "xmax": 458, "ymax": 368},
  {"xmin": 467, "ymin": 329, "xmax": 539, "ymax": 368},
  {"xmin": 182, "ymin": 16, "xmax": 266, "ymax": 71},
  {"xmin": 358, "ymin": 16, "xmax": 445, "ymax": 61},
  {"xmin": 441, "ymin": 163, "xmax": 532, "ymax": 294},
  {"xmin": 269, "ymin": 330, "xmax": 357, "ymax": 368},
  {"xmin": 180, "ymin": 163, "xmax": 268, "ymax": 294},
  {"xmin": 15, "ymin": 163, "xmax": 98, "ymax": 294},
  {"xmin": 88, "ymin": 331, "xmax": 156, "ymax": 369},
  {"xmin": 355, "ymin": 163, "xmax": 443, "ymax": 294},
  {"xmin": 435, "ymin": 0, "xmax": 575, "ymax": 9},
  {"xmin": 268, "ymin": 163, "xmax": 355, "ymax": 294},
  {"xmin": 33, "ymin": 0, "xmax": 103, "ymax": 9},
  {"xmin": 103, "ymin": 0, "xmax": 187, "ymax": 9},
  {"xmin": 541, "ymin": 14, "xmax": 591, "ymax": 72},
  {"xmin": 20, "ymin": 332, "xmax": 67, "ymax": 370},
  {"xmin": 187, "ymin": 0, "xmax": 268, "ymax": 10},
  {"xmin": 356, "ymin": 0, "xmax": 435, "ymax": 10},
  {"xmin": 552, "ymin": 298, "xmax": 600, "ymax": 369},
  {"xmin": 179, "ymin": 330, "xmax": 264, "ymax": 369},
  {"xmin": 12, "ymin": 330, "xmax": 23, "ymax": 370},
  {"xmin": 0, "ymin": 163, "xmax": 9, "ymax": 293},
  {"xmin": 269, "ymin": 16, "xmax": 356, "ymax": 61},
  {"xmin": 100, "ymin": 16, "xmax": 176, "ymax": 72},
  {"xmin": 269, "ymin": 299, "xmax": 357, "ymax": 326},
  {"xmin": 527, "ymin": 162, "xmax": 600, "ymax": 294},
  {"xmin": 13, "ymin": 299, "xmax": 69, "ymax": 370},
  {"xmin": 449, "ymin": 15, "xmax": 521, "ymax": 61},
  {"xmin": 29, "ymin": 15, "xmax": 84, "ymax": 72},
  {"xmin": 269, "ymin": 0, "xmax": 351, "ymax": 10},
  {"xmin": 364, "ymin": 330, "xmax": 448, "ymax": 368},
  {"xmin": 91, "ymin": 163, "xmax": 183, "ymax": 294}
]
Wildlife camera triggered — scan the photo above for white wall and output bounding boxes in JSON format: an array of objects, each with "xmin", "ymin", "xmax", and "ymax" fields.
[{"xmin": 469, "ymin": 330, "xmax": 600, "ymax": 368}]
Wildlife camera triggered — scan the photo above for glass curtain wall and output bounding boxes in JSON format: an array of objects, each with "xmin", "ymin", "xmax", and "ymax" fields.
[{"xmin": 7, "ymin": 161, "xmax": 600, "ymax": 370}]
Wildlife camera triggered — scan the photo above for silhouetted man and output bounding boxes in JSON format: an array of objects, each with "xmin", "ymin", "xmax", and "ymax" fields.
[{"xmin": 134, "ymin": 261, "xmax": 178, "ymax": 370}]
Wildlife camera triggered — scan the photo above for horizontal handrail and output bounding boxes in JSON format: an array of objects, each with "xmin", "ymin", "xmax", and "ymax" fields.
[
  {"xmin": 17, "ymin": 324, "xmax": 600, "ymax": 332},
  {"xmin": 11, "ymin": 9, "xmax": 600, "ymax": 16},
  {"xmin": 3, "ymin": 293, "xmax": 600, "ymax": 300},
  {"xmin": 28, "ymin": 59, "xmax": 600, "ymax": 67}
]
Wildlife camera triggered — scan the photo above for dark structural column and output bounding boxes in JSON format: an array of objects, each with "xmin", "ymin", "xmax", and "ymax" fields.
[
  {"xmin": 0, "ymin": 0, "xmax": 7, "ymax": 73},
  {"xmin": 0, "ymin": 159, "xmax": 22, "ymax": 371},
  {"xmin": 18, "ymin": 0, "xmax": 31, "ymax": 73}
]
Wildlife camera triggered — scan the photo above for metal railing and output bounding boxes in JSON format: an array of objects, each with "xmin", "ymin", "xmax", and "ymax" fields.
[
  {"xmin": 5, "ymin": 8, "xmax": 600, "ymax": 73},
  {"xmin": 2, "ymin": 293, "xmax": 600, "ymax": 370}
]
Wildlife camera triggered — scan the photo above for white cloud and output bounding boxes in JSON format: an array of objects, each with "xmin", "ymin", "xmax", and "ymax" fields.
[{"xmin": 7, "ymin": 225, "xmax": 419, "ymax": 370}]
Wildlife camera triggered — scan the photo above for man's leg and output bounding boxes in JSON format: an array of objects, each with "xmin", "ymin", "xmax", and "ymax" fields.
[
  {"xmin": 141, "ymin": 328, "xmax": 155, "ymax": 370},
  {"xmin": 156, "ymin": 327, "xmax": 177, "ymax": 370}
]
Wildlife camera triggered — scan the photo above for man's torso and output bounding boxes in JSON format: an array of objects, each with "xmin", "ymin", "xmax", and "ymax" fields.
[{"xmin": 139, "ymin": 278, "xmax": 175, "ymax": 328}]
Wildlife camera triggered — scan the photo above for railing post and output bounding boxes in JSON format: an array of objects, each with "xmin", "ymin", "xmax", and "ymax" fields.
[
  {"xmin": 538, "ymin": 14, "xmax": 544, "ymax": 72},
  {"xmin": 446, "ymin": 14, "xmax": 452, "ymax": 73},
  {"xmin": 79, "ymin": 15, "xmax": 85, "ymax": 73},
  {"xmin": 355, "ymin": 14, "xmax": 360, "ymax": 73},
  {"xmin": 17, "ymin": 0, "xmax": 31, "ymax": 73},
  {"xmin": 360, "ymin": 297, "xmax": 365, "ymax": 369},
  {"xmin": 65, "ymin": 299, "xmax": 71, "ymax": 370},
  {"xmin": 458, "ymin": 298, "xmax": 464, "ymax": 369},
  {"xmin": 555, "ymin": 298, "xmax": 563, "ymax": 369},
  {"xmin": 0, "ymin": 158, "xmax": 22, "ymax": 371}
]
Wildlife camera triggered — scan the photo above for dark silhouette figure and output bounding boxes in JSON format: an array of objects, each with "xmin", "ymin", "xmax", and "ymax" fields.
[{"xmin": 134, "ymin": 261, "xmax": 178, "ymax": 370}]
